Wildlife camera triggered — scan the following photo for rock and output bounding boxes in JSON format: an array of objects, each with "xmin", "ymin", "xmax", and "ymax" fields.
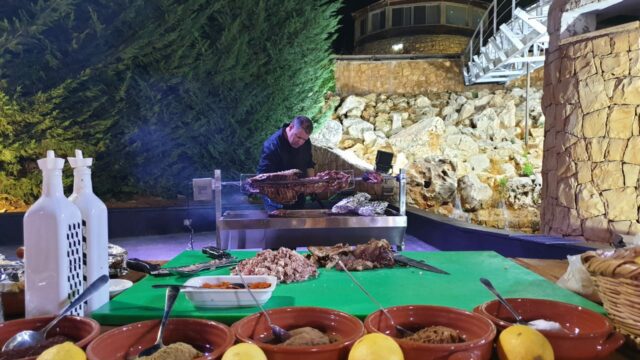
[
  {"xmin": 506, "ymin": 177, "xmax": 536, "ymax": 210},
  {"xmin": 459, "ymin": 102, "xmax": 475, "ymax": 120},
  {"xmin": 363, "ymin": 93, "xmax": 377, "ymax": 105},
  {"xmin": 498, "ymin": 101, "xmax": 516, "ymax": 128},
  {"xmin": 407, "ymin": 156, "xmax": 457, "ymax": 208},
  {"xmin": 468, "ymin": 154, "xmax": 491, "ymax": 173},
  {"xmin": 337, "ymin": 95, "xmax": 367, "ymax": 117},
  {"xmin": 415, "ymin": 95, "xmax": 431, "ymax": 108},
  {"xmin": 458, "ymin": 173, "xmax": 493, "ymax": 211},
  {"xmin": 602, "ymin": 187, "xmax": 638, "ymax": 221},
  {"xmin": 311, "ymin": 120, "xmax": 343, "ymax": 148},
  {"xmin": 389, "ymin": 117, "xmax": 445, "ymax": 161},
  {"xmin": 444, "ymin": 134, "xmax": 480, "ymax": 158},
  {"xmin": 500, "ymin": 163, "xmax": 517, "ymax": 177},
  {"xmin": 343, "ymin": 118, "xmax": 375, "ymax": 140},
  {"xmin": 473, "ymin": 108, "xmax": 499, "ymax": 137},
  {"xmin": 475, "ymin": 94, "xmax": 493, "ymax": 107},
  {"xmin": 375, "ymin": 101, "xmax": 391, "ymax": 113},
  {"xmin": 441, "ymin": 105, "xmax": 456, "ymax": 117},
  {"xmin": 390, "ymin": 112, "xmax": 403, "ymax": 133}
]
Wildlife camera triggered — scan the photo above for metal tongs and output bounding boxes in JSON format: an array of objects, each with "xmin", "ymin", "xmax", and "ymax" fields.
[{"xmin": 126, "ymin": 257, "xmax": 237, "ymax": 277}]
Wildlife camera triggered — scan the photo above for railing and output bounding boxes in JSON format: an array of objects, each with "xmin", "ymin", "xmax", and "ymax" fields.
[{"xmin": 462, "ymin": 0, "xmax": 551, "ymax": 71}]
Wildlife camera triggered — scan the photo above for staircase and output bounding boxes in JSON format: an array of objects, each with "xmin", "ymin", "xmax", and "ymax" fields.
[{"xmin": 463, "ymin": 0, "xmax": 552, "ymax": 85}]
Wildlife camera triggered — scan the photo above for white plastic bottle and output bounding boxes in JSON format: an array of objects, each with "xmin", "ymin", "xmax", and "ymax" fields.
[
  {"xmin": 68, "ymin": 149, "xmax": 109, "ymax": 313},
  {"xmin": 23, "ymin": 150, "xmax": 84, "ymax": 317}
]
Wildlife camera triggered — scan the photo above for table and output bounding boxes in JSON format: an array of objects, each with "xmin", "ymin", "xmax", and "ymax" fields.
[{"xmin": 92, "ymin": 250, "xmax": 602, "ymax": 325}]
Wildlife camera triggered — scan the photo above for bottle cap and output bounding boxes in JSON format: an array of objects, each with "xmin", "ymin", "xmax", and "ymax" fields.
[
  {"xmin": 37, "ymin": 150, "xmax": 65, "ymax": 170},
  {"xmin": 67, "ymin": 149, "xmax": 93, "ymax": 168}
]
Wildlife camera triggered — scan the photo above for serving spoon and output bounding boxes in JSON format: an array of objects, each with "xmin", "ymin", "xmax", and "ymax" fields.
[
  {"xmin": 137, "ymin": 286, "xmax": 181, "ymax": 357},
  {"xmin": 236, "ymin": 272, "xmax": 291, "ymax": 343},
  {"xmin": 3, "ymin": 274, "xmax": 110, "ymax": 352},
  {"xmin": 479, "ymin": 278, "xmax": 525, "ymax": 324},
  {"xmin": 337, "ymin": 260, "xmax": 413, "ymax": 337}
]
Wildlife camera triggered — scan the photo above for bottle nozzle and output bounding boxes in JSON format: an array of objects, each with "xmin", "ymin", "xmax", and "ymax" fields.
[{"xmin": 68, "ymin": 149, "xmax": 93, "ymax": 168}]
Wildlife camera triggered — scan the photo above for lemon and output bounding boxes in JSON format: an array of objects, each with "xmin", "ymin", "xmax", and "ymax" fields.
[
  {"xmin": 36, "ymin": 342, "xmax": 86, "ymax": 360},
  {"xmin": 497, "ymin": 324, "xmax": 554, "ymax": 360},
  {"xmin": 348, "ymin": 333, "xmax": 404, "ymax": 360},
  {"xmin": 221, "ymin": 342, "xmax": 267, "ymax": 360}
]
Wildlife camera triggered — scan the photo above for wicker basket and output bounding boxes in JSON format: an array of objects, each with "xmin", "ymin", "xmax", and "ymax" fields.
[{"xmin": 582, "ymin": 247, "xmax": 640, "ymax": 347}]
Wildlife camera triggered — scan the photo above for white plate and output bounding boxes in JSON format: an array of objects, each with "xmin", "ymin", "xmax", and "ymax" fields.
[
  {"xmin": 182, "ymin": 275, "xmax": 277, "ymax": 308},
  {"xmin": 109, "ymin": 279, "xmax": 133, "ymax": 297}
]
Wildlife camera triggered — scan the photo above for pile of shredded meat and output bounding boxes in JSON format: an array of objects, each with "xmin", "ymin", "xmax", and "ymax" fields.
[
  {"xmin": 306, "ymin": 239, "xmax": 395, "ymax": 271},
  {"xmin": 232, "ymin": 248, "xmax": 318, "ymax": 283},
  {"xmin": 280, "ymin": 327, "xmax": 336, "ymax": 346},
  {"xmin": 402, "ymin": 326, "xmax": 465, "ymax": 344}
]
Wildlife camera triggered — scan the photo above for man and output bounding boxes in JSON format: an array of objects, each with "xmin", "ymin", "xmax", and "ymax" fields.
[{"xmin": 257, "ymin": 115, "xmax": 315, "ymax": 211}]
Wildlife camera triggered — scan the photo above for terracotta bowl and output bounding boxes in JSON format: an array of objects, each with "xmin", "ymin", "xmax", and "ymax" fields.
[
  {"xmin": 364, "ymin": 305, "xmax": 496, "ymax": 360},
  {"xmin": 86, "ymin": 318, "xmax": 234, "ymax": 360},
  {"xmin": 473, "ymin": 298, "xmax": 625, "ymax": 360},
  {"xmin": 0, "ymin": 315, "xmax": 100, "ymax": 360},
  {"xmin": 231, "ymin": 306, "xmax": 365, "ymax": 360}
]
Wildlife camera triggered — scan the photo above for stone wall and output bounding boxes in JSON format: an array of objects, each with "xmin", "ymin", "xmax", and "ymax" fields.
[
  {"xmin": 335, "ymin": 59, "xmax": 465, "ymax": 95},
  {"xmin": 354, "ymin": 35, "xmax": 470, "ymax": 56},
  {"xmin": 541, "ymin": 1, "xmax": 640, "ymax": 242}
]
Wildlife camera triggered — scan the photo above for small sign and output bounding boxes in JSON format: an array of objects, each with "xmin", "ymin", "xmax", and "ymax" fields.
[{"xmin": 192, "ymin": 178, "xmax": 213, "ymax": 201}]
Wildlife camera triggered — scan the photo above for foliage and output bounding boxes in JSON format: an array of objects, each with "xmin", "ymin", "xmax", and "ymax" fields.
[
  {"xmin": 497, "ymin": 177, "xmax": 508, "ymax": 199},
  {"xmin": 0, "ymin": 0, "xmax": 342, "ymax": 202},
  {"xmin": 520, "ymin": 152, "xmax": 533, "ymax": 177}
]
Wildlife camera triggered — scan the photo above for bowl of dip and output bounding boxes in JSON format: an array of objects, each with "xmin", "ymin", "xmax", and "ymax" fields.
[
  {"xmin": 86, "ymin": 318, "xmax": 234, "ymax": 360},
  {"xmin": 231, "ymin": 306, "xmax": 365, "ymax": 360},
  {"xmin": 473, "ymin": 298, "xmax": 624, "ymax": 360},
  {"xmin": 364, "ymin": 305, "xmax": 496, "ymax": 360}
]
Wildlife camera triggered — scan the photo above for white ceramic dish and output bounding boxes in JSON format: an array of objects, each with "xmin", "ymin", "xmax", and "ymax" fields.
[
  {"xmin": 182, "ymin": 275, "xmax": 278, "ymax": 308},
  {"xmin": 109, "ymin": 279, "xmax": 133, "ymax": 297}
]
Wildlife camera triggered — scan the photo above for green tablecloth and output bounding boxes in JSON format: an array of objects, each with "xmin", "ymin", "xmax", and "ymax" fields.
[{"xmin": 91, "ymin": 250, "xmax": 602, "ymax": 325}]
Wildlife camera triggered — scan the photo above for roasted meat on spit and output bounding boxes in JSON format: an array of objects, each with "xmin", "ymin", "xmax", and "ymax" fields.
[
  {"xmin": 306, "ymin": 239, "xmax": 395, "ymax": 271},
  {"xmin": 244, "ymin": 169, "xmax": 351, "ymax": 204}
]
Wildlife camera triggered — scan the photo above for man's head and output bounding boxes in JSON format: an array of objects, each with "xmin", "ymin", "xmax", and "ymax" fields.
[{"xmin": 285, "ymin": 115, "xmax": 313, "ymax": 148}]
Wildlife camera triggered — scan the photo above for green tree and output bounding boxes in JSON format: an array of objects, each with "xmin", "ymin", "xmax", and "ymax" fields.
[{"xmin": 0, "ymin": 0, "xmax": 342, "ymax": 202}]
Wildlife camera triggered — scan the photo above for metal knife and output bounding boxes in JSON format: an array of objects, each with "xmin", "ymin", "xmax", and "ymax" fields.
[
  {"xmin": 126, "ymin": 257, "xmax": 237, "ymax": 277},
  {"xmin": 394, "ymin": 254, "xmax": 449, "ymax": 275}
]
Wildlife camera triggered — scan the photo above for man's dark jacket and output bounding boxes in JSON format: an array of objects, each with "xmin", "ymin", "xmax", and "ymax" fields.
[{"xmin": 257, "ymin": 124, "xmax": 314, "ymax": 175}]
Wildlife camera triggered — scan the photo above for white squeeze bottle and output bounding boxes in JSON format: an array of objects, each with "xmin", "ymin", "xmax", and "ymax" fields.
[
  {"xmin": 68, "ymin": 149, "xmax": 109, "ymax": 313},
  {"xmin": 23, "ymin": 150, "xmax": 84, "ymax": 317}
]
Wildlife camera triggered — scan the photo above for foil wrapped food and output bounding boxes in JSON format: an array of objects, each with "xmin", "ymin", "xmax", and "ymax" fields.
[
  {"xmin": 108, "ymin": 243, "xmax": 128, "ymax": 277},
  {"xmin": 331, "ymin": 192, "xmax": 388, "ymax": 216}
]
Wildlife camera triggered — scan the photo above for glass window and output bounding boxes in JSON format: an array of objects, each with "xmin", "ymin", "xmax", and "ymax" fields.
[
  {"xmin": 426, "ymin": 4, "xmax": 441, "ymax": 25},
  {"xmin": 413, "ymin": 6, "xmax": 426, "ymax": 25},
  {"xmin": 445, "ymin": 4, "xmax": 468, "ymax": 27},
  {"xmin": 371, "ymin": 9, "xmax": 386, "ymax": 31},
  {"xmin": 470, "ymin": 8, "xmax": 485, "ymax": 28},
  {"xmin": 359, "ymin": 17, "xmax": 367, "ymax": 37},
  {"xmin": 391, "ymin": 7, "xmax": 411, "ymax": 27}
]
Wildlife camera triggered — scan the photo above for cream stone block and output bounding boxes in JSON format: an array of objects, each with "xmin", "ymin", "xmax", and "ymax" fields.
[
  {"xmin": 592, "ymin": 162, "xmax": 624, "ymax": 190},
  {"xmin": 609, "ymin": 221, "xmax": 631, "ymax": 235},
  {"xmin": 560, "ymin": 57, "xmax": 574, "ymax": 79},
  {"xmin": 603, "ymin": 187, "xmax": 638, "ymax": 221},
  {"xmin": 557, "ymin": 153, "xmax": 576, "ymax": 177},
  {"xmin": 607, "ymin": 139, "xmax": 628, "ymax": 161},
  {"xmin": 577, "ymin": 183, "xmax": 605, "ymax": 218},
  {"xmin": 569, "ymin": 139, "xmax": 588, "ymax": 161},
  {"xmin": 583, "ymin": 108, "xmax": 608, "ymax": 137},
  {"xmin": 558, "ymin": 77, "xmax": 580, "ymax": 104},
  {"xmin": 577, "ymin": 161, "xmax": 592, "ymax": 184},
  {"xmin": 558, "ymin": 177, "xmax": 577, "ymax": 208},
  {"xmin": 612, "ymin": 77, "xmax": 640, "ymax": 105},
  {"xmin": 587, "ymin": 138, "xmax": 609, "ymax": 162},
  {"xmin": 565, "ymin": 106, "xmax": 583, "ymax": 137},
  {"xmin": 601, "ymin": 53, "xmax": 630, "ymax": 80},
  {"xmin": 571, "ymin": 41, "xmax": 593, "ymax": 58},
  {"xmin": 579, "ymin": 75, "xmax": 610, "ymax": 113},
  {"xmin": 575, "ymin": 53, "xmax": 597, "ymax": 80},
  {"xmin": 568, "ymin": 209, "xmax": 583, "ymax": 235},
  {"xmin": 631, "ymin": 31, "xmax": 640, "ymax": 51},
  {"xmin": 623, "ymin": 136, "xmax": 640, "ymax": 164},
  {"xmin": 629, "ymin": 50, "xmax": 640, "ymax": 77},
  {"xmin": 630, "ymin": 222, "xmax": 640, "ymax": 235},
  {"xmin": 611, "ymin": 32, "xmax": 630, "ymax": 53},
  {"xmin": 605, "ymin": 79, "xmax": 617, "ymax": 98},
  {"xmin": 608, "ymin": 105, "xmax": 636, "ymax": 138},
  {"xmin": 623, "ymin": 164, "xmax": 640, "ymax": 187},
  {"xmin": 592, "ymin": 36, "xmax": 611, "ymax": 56},
  {"xmin": 583, "ymin": 215, "xmax": 611, "ymax": 243}
]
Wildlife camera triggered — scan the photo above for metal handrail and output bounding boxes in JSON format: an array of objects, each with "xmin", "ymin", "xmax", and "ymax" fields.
[{"xmin": 462, "ymin": 0, "xmax": 551, "ymax": 68}]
